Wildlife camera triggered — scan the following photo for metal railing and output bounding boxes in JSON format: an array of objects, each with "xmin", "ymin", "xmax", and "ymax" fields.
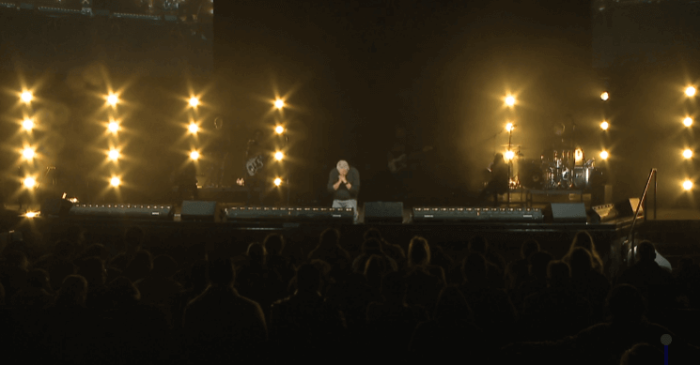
[{"xmin": 627, "ymin": 168, "xmax": 657, "ymax": 244}]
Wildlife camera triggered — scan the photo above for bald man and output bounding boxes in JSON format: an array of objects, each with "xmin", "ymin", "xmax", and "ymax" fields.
[{"xmin": 327, "ymin": 160, "xmax": 360, "ymax": 221}]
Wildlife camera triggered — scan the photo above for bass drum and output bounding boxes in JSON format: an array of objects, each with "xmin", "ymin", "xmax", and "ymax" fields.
[
  {"xmin": 573, "ymin": 167, "xmax": 591, "ymax": 190},
  {"xmin": 518, "ymin": 159, "xmax": 544, "ymax": 189}
]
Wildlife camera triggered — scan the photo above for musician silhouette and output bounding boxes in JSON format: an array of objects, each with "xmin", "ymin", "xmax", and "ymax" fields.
[{"xmin": 479, "ymin": 153, "xmax": 510, "ymax": 205}]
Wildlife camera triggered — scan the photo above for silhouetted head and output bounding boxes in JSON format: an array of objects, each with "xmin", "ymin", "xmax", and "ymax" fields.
[
  {"xmin": 528, "ymin": 250, "xmax": 554, "ymax": 279},
  {"xmin": 521, "ymin": 239, "xmax": 540, "ymax": 260},
  {"xmin": 190, "ymin": 259, "xmax": 208, "ymax": 291},
  {"xmin": 363, "ymin": 228, "xmax": 383, "ymax": 242},
  {"xmin": 468, "ymin": 236, "xmax": 489, "ymax": 255},
  {"xmin": 607, "ymin": 284, "xmax": 647, "ymax": 324},
  {"xmin": 208, "ymin": 257, "xmax": 235, "ymax": 287},
  {"xmin": 319, "ymin": 227, "xmax": 340, "ymax": 248},
  {"xmin": 79, "ymin": 243, "xmax": 110, "ymax": 262},
  {"xmin": 571, "ymin": 230, "xmax": 595, "ymax": 254},
  {"xmin": 569, "ymin": 247, "xmax": 593, "ymax": 275},
  {"xmin": 408, "ymin": 236, "xmax": 431, "ymax": 267},
  {"xmin": 635, "ymin": 240, "xmax": 657, "ymax": 263},
  {"xmin": 152, "ymin": 254, "xmax": 178, "ymax": 278},
  {"xmin": 620, "ymin": 343, "xmax": 663, "ymax": 365},
  {"xmin": 295, "ymin": 263, "xmax": 321, "ymax": 294},
  {"xmin": 462, "ymin": 253, "xmax": 487, "ymax": 284},
  {"xmin": 493, "ymin": 153, "xmax": 504, "ymax": 165},
  {"xmin": 380, "ymin": 271, "xmax": 406, "ymax": 303},
  {"xmin": 56, "ymin": 275, "xmax": 88, "ymax": 307},
  {"xmin": 2, "ymin": 249, "xmax": 28, "ymax": 270},
  {"xmin": 126, "ymin": 250, "xmax": 153, "ymax": 279},
  {"xmin": 364, "ymin": 254, "xmax": 388, "ymax": 279},
  {"xmin": 77, "ymin": 257, "xmax": 107, "ymax": 287},
  {"xmin": 246, "ymin": 242, "xmax": 267, "ymax": 265},
  {"xmin": 547, "ymin": 260, "xmax": 570, "ymax": 288},
  {"xmin": 362, "ymin": 238, "xmax": 383, "ymax": 256},
  {"xmin": 263, "ymin": 234, "xmax": 285, "ymax": 256}
]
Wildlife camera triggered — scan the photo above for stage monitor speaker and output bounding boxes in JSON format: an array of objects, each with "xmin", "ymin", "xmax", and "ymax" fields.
[
  {"xmin": 181, "ymin": 201, "xmax": 217, "ymax": 221},
  {"xmin": 225, "ymin": 207, "xmax": 353, "ymax": 223},
  {"xmin": 413, "ymin": 207, "xmax": 544, "ymax": 222},
  {"xmin": 69, "ymin": 204, "xmax": 172, "ymax": 219},
  {"xmin": 41, "ymin": 198, "xmax": 73, "ymax": 216},
  {"xmin": 615, "ymin": 198, "xmax": 644, "ymax": 219},
  {"xmin": 550, "ymin": 203, "xmax": 587, "ymax": 223},
  {"xmin": 364, "ymin": 202, "xmax": 403, "ymax": 223}
]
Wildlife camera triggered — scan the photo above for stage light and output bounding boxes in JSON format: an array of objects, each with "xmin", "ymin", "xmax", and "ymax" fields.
[
  {"xmin": 274, "ymin": 151, "xmax": 284, "ymax": 161},
  {"xmin": 21, "ymin": 91, "xmax": 33, "ymax": 103},
  {"xmin": 25, "ymin": 211, "xmax": 38, "ymax": 218},
  {"xmin": 600, "ymin": 92, "xmax": 609, "ymax": 101},
  {"xmin": 22, "ymin": 147, "xmax": 35, "ymax": 160},
  {"xmin": 600, "ymin": 150, "xmax": 609, "ymax": 160},
  {"xmin": 23, "ymin": 177, "xmax": 36, "ymax": 189},
  {"xmin": 110, "ymin": 177, "xmax": 121, "ymax": 187},
  {"xmin": 108, "ymin": 121, "xmax": 119, "ymax": 133},
  {"xmin": 684, "ymin": 149, "xmax": 693, "ymax": 159},
  {"xmin": 505, "ymin": 123, "xmax": 514, "ymax": 132},
  {"xmin": 189, "ymin": 97, "xmax": 199, "ymax": 107},
  {"xmin": 600, "ymin": 121, "xmax": 609, "ymax": 130},
  {"xmin": 107, "ymin": 93, "xmax": 119, "ymax": 106},
  {"xmin": 188, "ymin": 123, "xmax": 199, "ymax": 134},
  {"xmin": 684, "ymin": 117, "xmax": 693, "ymax": 127},
  {"xmin": 683, "ymin": 179, "xmax": 693, "ymax": 191},
  {"xmin": 505, "ymin": 95, "xmax": 516, "ymax": 107},
  {"xmin": 686, "ymin": 86, "xmax": 696, "ymax": 97},
  {"xmin": 275, "ymin": 125, "xmax": 285, "ymax": 134},
  {"xmin": 274, "ymin": 99, "xmax": 285, "ymax": 109},
  {"xmin": 22, "ymin": 118, "xmax": 34, "ymax": 131},
  {"xmin": 504, "ymin": 150, "xmax": 515, "ymax": 161},
  {"xmin": 274, "ymin": 177, "xmax": 282, "ymax": 186},
  {"xmin": 108, "ymin": 149, "xmax": 120, "ymax": 161},
  {"xmin": 189, "ymin": 151, "xmax": 200, "ymax": 160}
]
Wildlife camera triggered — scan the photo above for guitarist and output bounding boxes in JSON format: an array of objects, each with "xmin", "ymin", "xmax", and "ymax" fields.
[
  {"xmin": 238, "ymin": 129, "xmax": 268, "ymax": 206},
  {"xmin": 387, "ymin": 125, "xmax": 432, "ymax": 202}
]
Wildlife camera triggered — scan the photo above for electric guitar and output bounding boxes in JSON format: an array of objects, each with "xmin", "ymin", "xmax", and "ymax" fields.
[
  {"xmin": 388, "ymin": 146, "xmax": 433, "ymax": 174},
  {"xmin": 246, "ymin": 155, "xmax": 265, "ymax": 177}
]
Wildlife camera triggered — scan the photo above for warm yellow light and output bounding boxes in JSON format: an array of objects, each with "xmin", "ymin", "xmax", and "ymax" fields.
[
  {"xmin": 189, "ymin": 97, "xmax": 199, "ymax": 107},
  {"xmin": 274, "ymin": 99, "xmax": 285, "ymax": 109},
  {"xmin": 110, "ymin": 177, "xmax": 121, "ymax": 187},
  {"xmin": 107, "ymin": 93, "xmax": 119, "ymax": 106},
  {"xmin": 600, "ymin": 121, "xmax": 609, "ymax": 130},
  {"xmin": 21, "ymin": 91, "xmax": 33, "ymax": 103},
  {"xmin": 108, "ymin": 121, "xmax": 119, "ymax": 133},
  {"xmin": 22, "ymin": 118, "xmax": 34, "ymax": 131},
  {"xmin": 189, "ymin": 151, "xmax": 200, "ymax": 160},
  {"xmin": 686, "ymin": 86, "xmax": 696, "ymax": 97},
  {"xmin": 600, "ymin": 92, "xmax": 609, "ymax": 101},
  {"xmin": 275, "ymin": 125, "xmax": 285, "ymax": 134},
  {"xmin": 23, "ymin": 177, "xmax": 36, "ymax": 189},
  {"xmin": 683, "ymin": 180, "xmax": 693, "ymax": 191},
  {"xmin": 274, "ymin": 151, "xmax": 284, "ymax": 161},
  {"xmin": 684, "ymin": 117, "xmax": 693, "ymax": 127},
  {"xmin": 684, "ymin": 149, "xmax": 693, "ymax": 159},
  {"xmin": 504, "ymin": 150, "xmax": 515, "ymax": 161},
  {"xmin": 505, "ymin": 95, "xmax": 516, "ymax": 107},
  {"xmin": 108, "ymin": 149, "xmax": 120, "ymax": 161},
  {"xmin": 25, "ymin": 211, "xmax": 38, "ymax": 218},
  {"xmin": 274, "ymin": 177, "xmax": 282, "ymax": 186},
  {"xmin": 188, "ymin": 123, "xmax": 199, "ymax": 134},
  {"xmin": 600, "ymin": 150, "xmax": 609, "ymax": 160},
  {"xmin": 505, "ymin": 123, "xmax": 514, "ymax": 132},
  {"xmin": 22, "ymin": 147, "xmax": 35, "ymax": 160}
]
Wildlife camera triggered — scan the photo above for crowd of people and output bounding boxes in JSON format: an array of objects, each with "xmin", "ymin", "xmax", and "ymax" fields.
[{"xmin": 1, "ymin": 226, "xmax": 699, "ymax": 364}]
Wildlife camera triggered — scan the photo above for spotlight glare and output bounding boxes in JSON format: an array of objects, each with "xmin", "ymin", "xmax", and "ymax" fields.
[
  {"xmin": 684, "ymin": 149, "xmax": 693, "ymax": 159},
  {"xmin": 505, "ymin": 123, "xmax": 514, "ymax": 132},
  {"xmin": 107, "ymin": 93, "xmax": 119, "ymax": 106},
  {"xmin": 601, "ymin": 92, "xmax": 609, "ymax": 101},
  {"xmin": 108, "ymin": 121, "xmax": 119, "ymax": 133},
  {"xmin": 683, "ymin": 179, "xmax": 693, "ymax": 191},
  {"xmin": 505, "ymin": 95, "xmax": 516, "ymax": 107},
  {"xmin": 504, "ymin": 150, "xmax": 515, "ymax": 161},
  {"xmin": 189, "ymin": 151, "xmax": 200, "ymax": 160},
  {"xmin": 686, "ymin": 86, "xmax": 696, "ymax": 97},
  {"xmin": 22, "ymin": 147, "xmax": 35, "ymax": 160},
  {"xmin": 110, "ymin": 177, "xmax": 121, "ymax": 187},
  {"xmin": 22, "ymin": 118, "xmax": 34, "ymax": 131},
  {"xmin": 274, "ymin": 99, "xmax": 285, "ymax": 109},
  {"xmin": 25, "ymin": 211, "xmax": 38, "ymax": 218},
  {"xmin": 684, "ymin": 117, "xmax": 693, "ymax": 127},
  {"xmin": 275, "ymin": 125, "xmax": 285, "ymax": 134},
  {"xmin": 23, "ymin": 177, "xmax": 36, "ymax": 189},
  {"xmin": 600, "ymin": 150, "xmax": 609, "ymax": 160},
  {"xmin": 108, "ymin": 149, "xmax": 120, "ymax": 161},
  {"xmin": 274, "ymin": 177, "xmax": 282, "ymax": 186},
  {"xmin": 600, "ymin": 121, "xmax": 609, "ymax": 130},
  {"xmin": 189, "ymin": 97, "xmax": 199, "ymax": 107},
  {"xmin": 274, "ymin": 151, "xmax": 284, "ymax": 161},
  {"xmin": 21, "ymin": 91, "xmax": 33, "ymax": 103},
  {"xmin": 188, "ymin": 123, "xmax": 199, "ymax": 134}
]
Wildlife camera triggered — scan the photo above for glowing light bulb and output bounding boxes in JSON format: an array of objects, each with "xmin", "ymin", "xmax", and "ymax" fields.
[
  {"xmin": 600, "ymin": 121, "xmax": 609, "ymax": 130},
  {"xmin": 188, "ymin": 123, "xmax": 199, "ymax": 134},
  {"xmin": 108, "ymin": 149, "xmax": 120, "ymax": 161},
  {"xmin": 684, "ymin": 117, "xmax": 693, "ymax": 127},
  {"xmin": 505, "ymin": 123, "xmax": 514, "ymax": 132},
  {"xmin": 190, "ymin": 151, "xmax": 200, "ymax": 160},
  {"xmin": 22, "ymin": 118, "xmax": 34, "ymax": 131},
  {"xmin": 275, "ymin": 125, "xmax": 285, "ymax": 134},
  {"xmin": 108, "ymin": 121, "xmax": 119, "ymax": 133},
  {"xmin": 22, "ymin": 147, "xmax": 35, "ymax": 160},
  {"xmin": 504, "ymin": 150, "xmax": 515, "ymax": 161},
  {"xmin": 600, "ymin": 92, "xmax": 609, "ymax": 101},
  {"xmin": 686, "ymin": 86, "xmax": 696, "ymax": 97},
  {"xmin": 110, "ymin": 177, "xmax": 121, "ymax": 187},
  {"xmin": 23, "ymin": 177, "xmax": 36, "ymax": 188},
  {"xmin": 683, "ymin": 179, "xmax": 693, "ymax": 191},
  {"xmin": 274, "ymin": 151, "xmax": 284, "ymax": 161},
  {"xmin": 107, "ymin": 93, "xmax": 119, "ymax": 106},
  {"xmin": 274, "ymin": 99, "xmax": 285, "ymax": 109},
  {"xmin": 189, "ymin": 97, "xmax": 199, "ymax": 107},
  {"xmin": 25, "ymin": 211, "xmax": 38, "ymax": 218},
  {"xmin": 274, "ymin": 177, "xmax": 282, "ymax": 186},
  {"xmin": 21, "ymin": 91, "xmax": 33, "ymax": 103},
  {"xmin": 600, "ymin": 150, "xmax": 609, "ymax": 160},
  {"xmin": 505, "ymin": 95, "xmax": 515, "ymax": 107},
  {"xmin": 684, "ymin": 149, "xmax": 693, "ymax": 159}
]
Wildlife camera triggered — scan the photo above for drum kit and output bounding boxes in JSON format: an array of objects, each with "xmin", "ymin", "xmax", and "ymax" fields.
[{"xmin": 516, "ymin": 147, "xmax": 606, "ymax": 191}]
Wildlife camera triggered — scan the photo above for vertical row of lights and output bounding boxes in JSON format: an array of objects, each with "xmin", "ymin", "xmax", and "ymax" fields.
[
  {"xmin": 188, "ymin": 96, "xmax": 201, "ymax": 162},
  {"xmin": 683, "ymin": 86, "xmax": 696, "ymax": 191},
  {"xmin": 599, "ymin": 91, "xmax": 610, "ymax": 161},
  {"xmin": 273, "ymin": 98, "xmax": 286, "ymax": 187},
  {"xmin": 20, "ymin": 90, "xmax": 37, "ymax": 191},
  {"xmin": 106, "ymin": 92, "xmax": 122, "ymax": 188}
]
